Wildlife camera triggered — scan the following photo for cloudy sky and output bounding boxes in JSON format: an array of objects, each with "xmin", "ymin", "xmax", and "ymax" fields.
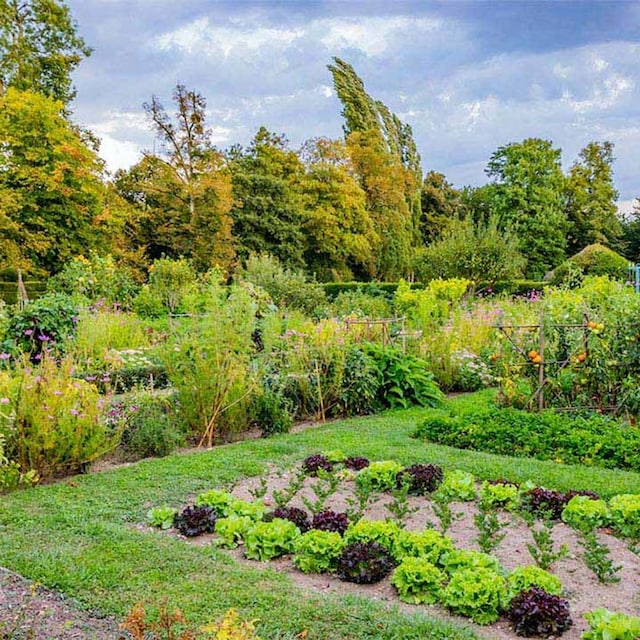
[{"xmin": 66, "ymin": 0, "xmax": 640, "ymax": 211}]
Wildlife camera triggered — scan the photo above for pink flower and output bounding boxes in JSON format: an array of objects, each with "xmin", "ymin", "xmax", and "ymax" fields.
[{"xmin": 0, "ymin": 397, "xmax": 10, "ymax": 405}]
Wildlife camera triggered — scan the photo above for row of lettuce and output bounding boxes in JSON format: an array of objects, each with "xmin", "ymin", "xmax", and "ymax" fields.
[{"xmin": 147, "ymin": 453, "xmax": 640, "ymax": 638}]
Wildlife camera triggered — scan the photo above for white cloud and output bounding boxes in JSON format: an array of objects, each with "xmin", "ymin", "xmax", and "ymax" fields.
[
  {"xmin": 617, "ymin": 199, "xmax": 637, "ymax": 219},
  {"xmin": 97, "ymin": 135, "xmax": 142, "ymax": 174},
  {"xmin": 563, "ymin": 73, "xmax": 633, "ymax": 113}
]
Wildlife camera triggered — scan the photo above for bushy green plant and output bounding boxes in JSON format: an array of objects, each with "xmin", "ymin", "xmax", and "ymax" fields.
[
  {"xmin": 0, "ymin": 432, "xmax": 38, "ymax": 493},
  {"xmin": 480, "ymin": 481, "xmax": 520, "ymax": 511},
  {"xmin": 334, "ymin": 346, "xmax": 381, "ymax": 416},
  {"xmin": 147, "ymin": 257, "xmax": 197, "ymax": 314},
  {"xmin": 579, "ymin": 530, "xmax": 621, "ymax": 584},
  {"xmin": 5, "ymin": 294, "xmax": 77, "ymax": 359},
  {"xmin": 365, "ymin": 344, "xmax": 444, "ymax": 409},
  {"xmin": 355, "ymin": 460, "xmax": 404, "ymax": 493},
  {"xmin": 248, "ymin": 388, "xmax": 292, "ymax": 437},
  {"xmin": 392, "ymin": 529, "xmax": 454, "ymax": 564},
  {"xmin": 582, "ymin": 608, "xmax": 640, "ymax": 640},
  {"xmin": 440, "ymin": 549, "xmax": 502, "ymax": 575},
  {"xmin": 506, "ymin": 565, "xmax": 563, "ymax": 602},
  {"xmin": 608, "ymin": 494, "xmax": 640, "ymax": 541},
  {"xmin": 195, "ymin": 489, "xmax": 234, "ymax": 517},
  {"xmin": 243, "ymin": 518, "xmax": 300, "ymax": 561},
  {"xmin": 214, "ymin": 515, "xmax": 253, "ymax": 549},
  {"xmin": 0, "ymin": 356, "xmax": 118, "ymax": 479},
  {"xmin": 435, "ymin": 469, "xmax": 477, "ymax": 502},
  {"xmin": 391, "ymin": 557, "xmax": 445, "ymax": 604},
  {"xmin": 228, "ymin": 498, "xmax": 266, "ymax": 522},
  {"xmin": 146, "ymin": 506, "xmax": 177, "ymax": 530},
  {"xmin": 442, "ymin": 566, "xmax": 507, "ymax": 624},
  {"xmin": 132, "ymin": 285, "xmax": 166, "ymax": 318},
  {"xmin": 293, "ymin": 529, "xmax": 345, "ymax": 573},
  {"xmin": 343, "ymin": 519, "xmax": 402, "ymax": 554},
  {"xmin": 561, "ymin": 496, "xmax": 609, "ymax": 532},
  {"xmin": 117, "ymin": 392, "xmax": 185, "ymax": 460},
  {"xmin": 330, "ymin": 289, "xmax": 392, "ymax": 319},
  {"xmin": 550, "ymin": 244, "xmax": 629, "ymax": 286}
]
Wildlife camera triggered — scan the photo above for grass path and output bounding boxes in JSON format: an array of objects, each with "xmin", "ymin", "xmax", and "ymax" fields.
[{"xmin": 1, "ymin": 391, "xmax": 638, "ymax": 638}]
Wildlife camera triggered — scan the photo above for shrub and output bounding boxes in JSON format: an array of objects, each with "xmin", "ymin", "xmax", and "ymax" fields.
[
  {"xmin": 582, "ymin": 608, "xmax": 640, "ymax": 640},
  {"xmin": 507, "ymin": 587, "xmax": 573, "ymax": 637},
  {"xmin": 506, "ymin": 566, "xmax": 563, "ymax": 602},
  {"xmin": 249, "ymin": 388, "xmax": 292, "ymax": 437},
  {"xmin": 0, "ymin": 357, "xmax": 117, "ymax": 479},
  {"xmin": 174, "ymin": 505, "xmax": 217, "ymax": 537},
  {"xmin": 334, "ymin": 346, "xmax": 381, "ymax": 416},
  {"xmin": 147, "ymin": 257, "xmax": 197, "ymax": 315},
  {"xmin": 311, "ymin": 510, "xmax": 349, "ymax": 536},
  {"xmin": 561, "ymin": 496, "xmax": 609, "ymax": 532},
  {"xmin": 243, "ymin": 518, "xmax": 300, "ymax": 561},
  {"xmin": 336, "ymin": 541, "xmax": 394, "ymax": 584},
  {"xmin": 0, "ymin": 432, "xmax": 38, "ymax": 493},
  {"xmin": 302, "ymin": 454, "xmax": 333, "ymax": 476},
  {"xmin": 412, "ymin": 406, "xmax": 640, "ymax": 472},
  {"xmin": 265, "ymin": 507, "xmax": 311, "ymax": 533},
  {"xmin": 116, "ymin": 392, "xmax": 185, "ymax": 460},
  {"xmin": 550, "ymin": 244, "xmax": 629, "ymax": 286},
  {"xmin": 5, "ymin": 294, "xmax": 77, "ymax": 360},
  {"xmin": 396, "ymin": 463, "xmax": 444, "ymax": 495},
  {"xmin": 442, "ymin": 566, "xmax": 507, "ymax": 624},
  {"xmin": 392, "ymin": 529, "xmax": 454, "ymax": 565},
  {"xmin": 355, "ymin": 460, "xmax": 403, "ymax": 493},
  {"xmin": 293, "ymin": 529, "xmax": 345, "ymax": 573},
  {"xmin": 391, "ymin": 557, "xmax": 445, "ymax": 605},
  {"xmin": 608, "ymin": 494, "xmax": 640, "ymax": 541}
]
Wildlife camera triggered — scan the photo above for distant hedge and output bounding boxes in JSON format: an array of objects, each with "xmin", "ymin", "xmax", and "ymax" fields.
[{"xmin": 0, "ymin": 281, "xmax": 46, "ymax": 304}]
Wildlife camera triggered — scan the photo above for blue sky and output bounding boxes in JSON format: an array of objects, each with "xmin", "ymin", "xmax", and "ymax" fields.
[{"xmin": 66, "ymin": 0, "xmax": 640, "ymax": 212}]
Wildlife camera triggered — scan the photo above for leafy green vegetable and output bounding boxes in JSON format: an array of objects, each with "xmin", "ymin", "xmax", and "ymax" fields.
[
  {"xmin": 229, "ymin": 498, "xmax": 266, "ymax": 521},
  {"xmin": 355, "ymin": 460, "xmax": 403, "ymax": 493},
  {"xmin": 442, "ymin": 567, "xmax": 507, "ymax": 624},
  {"xmin": 293, "ymin": 529, "xmax": 345, "ymax": 573},
  {"xmin": 608, "ymin": 494, "xmax": 640, "ymax": 540},
  {"xmin": 391, "ymin": 557, "xmax": 445, "ymax": 604},
  {"xmin": 214, "ymin": 516, "xmax": 253, "ymax": 549},
  {"xmin": 440, "ymin": 549, "xmax": 502, "ymax": 575},
  {"xmin": 146, "ymin": 506, "xmax": 177, "ymax": 530},
  {"xmin": 434, "ymin": 469, "xmax": 477, "ymax": 502},
  {"xmin": 392, "ymin": 529, "xmax": 454, "ymax": 564},
  {"xmin": 195, "ymin": 489, "xmax": 234, "ymax": 516},
  {"xmin": 343, "ymin": 519, "xmax": 402, "ymax": 553},
  {"xmin": 561, "ymin": 496, "xmax": 609, "ymax": 532},
  {"xmin": 336, "ymin": 541, "xmax": 394, "ymax": 584},
  {"xmin": 243, "ymin": 518, "xmax": 300, "ymax": 561},
  {"xmin": 479, "ymin": 481, "xmax": 520, "ymax": 511},
  {"xmin": 507, "ymin": 587, "xmax": 573, "ymax": 637},
  {"xmin": 506, "ymin": 565, "xmax": 563, "ymax": 602},
  {"xmin": 582, "ymin": 608, "xmax": 640, "ymax": 640}
]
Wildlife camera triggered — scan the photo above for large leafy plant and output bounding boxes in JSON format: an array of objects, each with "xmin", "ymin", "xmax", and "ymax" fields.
[
  {"xmin": 392, "ymin": 529, "xmax": 454, "ymax": 565},
  {"xmin": 391, "ymin": 557, "xmax": 445, "ymax": 605},
  {"xmin": 507, "ymin": 587, "xmax": 573, "ymax": 637},
  {"xmin": 343, "ymin": 519, "xmax": 402, "ymax": 554},
  {"xmin": 214, "ymin": 516, "xmax": 253, "ymax": 549},
  {"xmin": 608, "ymin": 494, "xmax": 640, "ymax": 541},
  {"xmin": 442, "ymin": 567, "xmax": 507, "ymax": 624},
  {"xmin": 355, "ymin": 460, "xmax": 403, "ymax": 493},
  {"xmin": 336, "ymin": 541, "xmax": 394, "ymax": 584},
  {"xmin": 293, "ymin": 529, "xmax": 345, "ymax": 573},
  {"xmin": 561, "ymin": 496, "xmax": 609, "ymax": 532},
  {"xmin": 506, "ymin": 565, "xmax": 563, "ymax": 602},
  {"xmin": 582, "ymin": 609, "xmax": 640, "ymax": 640},
  {"xmin": 243, "ymin": 519, "xmax": 300, "ymax": 561}
]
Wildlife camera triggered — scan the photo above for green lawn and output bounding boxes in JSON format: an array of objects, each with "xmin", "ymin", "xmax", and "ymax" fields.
[{"xmin": 1, "ymin": 391, "xmax": 638, "ymax": 638}]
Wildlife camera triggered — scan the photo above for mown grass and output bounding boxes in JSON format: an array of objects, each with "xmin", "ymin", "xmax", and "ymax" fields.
[{"xmin": 1, "ymin": 390, "xmax": 638, "ymax": 638}]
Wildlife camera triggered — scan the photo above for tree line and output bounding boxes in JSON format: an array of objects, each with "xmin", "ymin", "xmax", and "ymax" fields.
[{"xmin": 0, "ymin": 0, "xmax": 637, "ymax": 283}]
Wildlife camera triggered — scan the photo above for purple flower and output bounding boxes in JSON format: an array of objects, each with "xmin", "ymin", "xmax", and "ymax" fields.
[
  {"xmin": 69, "ymin": 408, "xmax": 79, "ymax": 416},
  {"xmin": 0, "ymin": 353, "xmax": 10, "ymax": 360},
  {"xmin": 0, "ymin": 397, "xmax": 10, "ymax": 405},
  {"xmin": 38, "ymin": 334, "xmax": 50, "ymax": 342},
  {"xmin": 85, "ymin": 375, "xmax": 97, "ymax": 382},
  {"xmin": 24, "ymin": 329, "xmax": 34, "ymax": 336}
]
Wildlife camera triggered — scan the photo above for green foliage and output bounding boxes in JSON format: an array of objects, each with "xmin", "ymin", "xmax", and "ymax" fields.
[
  {"xmin": 413, "ymin": 406, "xmax": 640, "ymax": 472},
  {"xmin": 506, "ymin": 565, "xmax": 562, "ymax": 602},
  {"xmin": 0, "ymin": 0, "xmax": 91, "ymax": 106},
  {"xmin": 334, "ymin": 345, "xmax": 381, "ymax": 416},
  {"xmin": 582, "ymin": 608, "xmax": 640, "ymax": 640},
  {"xmin": 391, "ymin": 557, "xmax": 445, "ymax": 604},
  {"xmin": 329, "ymin": 288, "xmax": 392, "ymax": 319},
  {"xmin": 117, "ymin": 392, "xmax": 185, "ymax": 460},
  {"xmin": 0, "ymin": 356, "xmax": 118, "ymax": 479},
  {"xmin": 132, "ymin": 285, "xmax": 166, "ymax": 318},
  {"xmin": 365, "ymin": 344, "xmax": 444, "ymax": 410},
  {"xmin": 415, "ymin": 216, "xmax": 525, "ymax": 284},
  {"xmin": 228, "ymin": 498, "xmax": 266, "ymax": 522},
  {"xmin": 336, "ymin": 540, "xmax": 395, "ymax": 584},
  {"xmin": 46, "ymin": 254, "xmax": 139, "ymax": 308},
  {"xmin": 0, "ymin": 431, "xmax": 37, "ymax": 493},
  {"xmin": 526, "ymin": 519, "xmax": 570, "ymax": 570},
  {"xmin": 561, "ymin": 496, "xmax": 609, "ymax": 532},
  {"xmin": 214, "ymin": 516, "xmax": 253, "ymax": 549},
  {"xmin": 442, "ymin": 567, "xmax": 507, "ymax": 624},
  {"xmin": 608, "ymin": 494, "xmax": 640, "ymax": 540},
  {"xmin": 146, "ymin": 505, "xmax": 177, "ymax": 530},
  {"xmin": 147, "ymin": 257, "xmax": 197, "ymax": 315},
  {"xmin": 248, "ymin": 388, "xmax": 292, "ymax": 437},
  {"xmin": 293, "ymin": 529, "xmax": 345, "ymax": 573},
  {"xmin": 5, "ymin": 293, "xmax": 77, "ymax": 358},
  {"xmin": 479, "ymin": 481, "xmax": 520, "ymax": 511},
  {"xmin": 435, "ymin": 469, "xmax": 477, "ymax": 502},
  {"xmin": 355, "ymin": 460, "xmax": 403, "ymax": 493},
  {"xmin": 551, "ymin": 244, "xmax": 630, "ymax": 286},
  {"xmin": 343, "ymin": 519, "xmax": 402, "ymax": 553},
  {"xmin": 440, "ymin": 549, "xmax": 502, "ymax": 575},
  {"xmin": 474, "ymin": 502, "xmax": 509, "ymax": 554},
  {"xmin": 507, "ymin": 588, "xmax": 573, "ymax": 638},
  {"xmin": 579, "ymin": 530, "xmax": 621, "ymax": 583},
  {"xmin": 195, "ymin": 489, "xmax": 234, "ymax": 517},
  {"xmin": 392, "ymin": 529, "xmax": 454, "ymax": 564},
  {"xmin": 241, "ymin": 254, "xmax": 327, "ymax": 315},
  {"xmin": 243, "ymin": 518, "xmax": 300, "ymax": 561}
]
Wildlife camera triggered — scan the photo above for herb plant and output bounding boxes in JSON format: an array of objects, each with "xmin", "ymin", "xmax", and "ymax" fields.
[
  {"xmin": 579, "ymin": 530, "xmax": 622, "ymax": 583},
  {"xmin": 507, "ymin": 587, "xmax": 573, "ymax": 637},
  {"xmin": 526, "ymin": 519, "xmax": 569, "ymax": 570},
  {"xmin": 474, "ymin": 502, "xmax": 509, "ymax": 554},
  {"xmin": 336, "ymin": 541, "xmax": 394, "ymax": 584}
]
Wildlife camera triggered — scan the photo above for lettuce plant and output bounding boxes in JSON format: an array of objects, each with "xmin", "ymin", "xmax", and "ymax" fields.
[
  {"xmin": 228, "ymin": 498, "xmax": 266, "ymax": 521},
  {"xmin": 434, "ymin": 469, "xmax": 477, "ymax": 501},
  {"xmin": 561, "ymin": 496, "xmax": 609, "ymax": 532},
  {"xmin": 442, "ymin": 567, "xmax": 507, "ymax": 624},
  {"xmin": 583, "ymin": 608, "xmax": 640, "ymax": 640},
  {"xmin": 355, "ymin": 460, "xmax": 403, "ymax": 493},
  {"xmin": 391, "ymin": 557, "xmax": 445, "ymax": 604},
  {"xmin": 440, "ymin": 548, "xmax": 502, "ymax": 575},
  {"xmin": 311, "ymin": 509, "xmax": 349, "ymax": 535},
  {"xmin": 507, "ymin": 587, "xmax": 573, "ymax": 637},
  {"xmin": 243, "ymin": 518, "xmax": 300, "ymax": 561},
  {"xmin": 343, "ymin": 456, "xmax": 370, "ymax": 471},
  {"xmin": 336, "ymin": 541, "xmax": 394, "ymax": 584},
  {"xmin": 396, "ymin": 463, "xmax": 443, "ymax": 495},
  {"xmin": 195, "ymin": 489, "xmax": 234, "ymax": 517},
  {"xmin": 480, "ymin": 480, "xmax": 520, "ymax": 511},
  {"xmin": 214, "ymin": 515, "xmax": 253, "ymax": 549},
  {"xmin": 343, "ymin": 519, "xmax": 402, "ymax": 553},
  {"xmin": 302, "ymin": 454, "xmax": 333, "ymax": 476},
  {"xmin": 174, "ymin": 505, "xmax": 217, "ymax": 537},
  {"xmin": 293, "ymin": 529, "xmax": 345, "ymax": 573},
  {"xmin": 506, "ymin": 565, "xmax": 563, "ymax": 602},
  {"xmin": 265, "ymin": 506, "xmax": 310, "ymax": 533},
  {"xmin": 392, "ymin": 529, "xmax": 454, "ymax": 564},
  {"xmin": 522, "ymin": 487, "xmax": 570, "ymax": 520},
  {"xmin": 146, "ymin": 506, "xmax": 177, "ymax": 530},
  {"xmin": 608, "ymin": 494, "xmax": 640, "ymax": 541}
]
